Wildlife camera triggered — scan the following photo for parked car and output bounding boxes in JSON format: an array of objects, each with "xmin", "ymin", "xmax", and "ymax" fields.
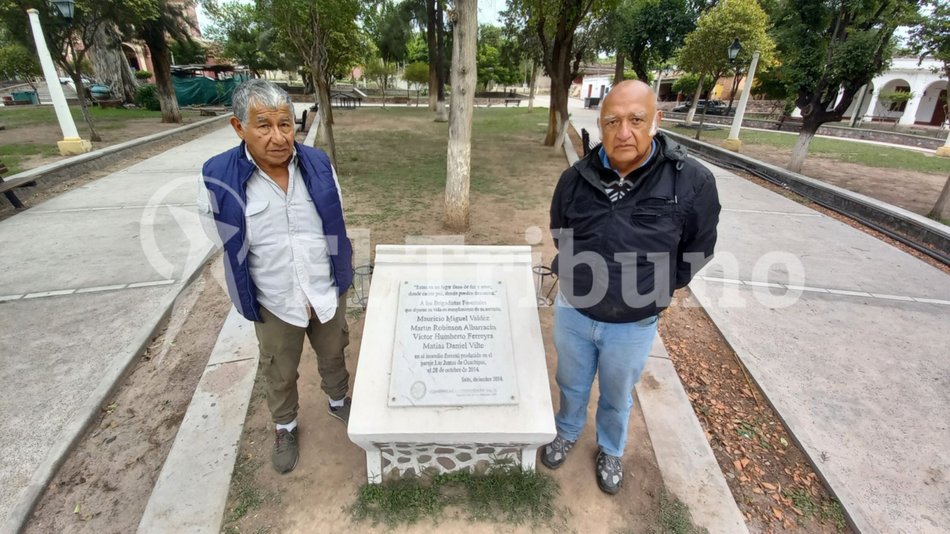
[{"xmin": 671, "ymin": 100, "xmax": 732, "ymax": 115}]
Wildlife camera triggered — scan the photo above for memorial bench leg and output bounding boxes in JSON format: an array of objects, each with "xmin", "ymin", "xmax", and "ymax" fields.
[
  {"xmin": 365, "ymin": 449, "xmax": 383, "ymax": 484},
  {"xmin": 521, "ymin": 446, "xmax": 538, "ymax": 471}
]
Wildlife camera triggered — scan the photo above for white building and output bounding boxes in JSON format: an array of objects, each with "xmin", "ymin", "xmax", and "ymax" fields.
[{"xmin": 847, "ymin": 57, "xmax": 947, "ymax": 127}]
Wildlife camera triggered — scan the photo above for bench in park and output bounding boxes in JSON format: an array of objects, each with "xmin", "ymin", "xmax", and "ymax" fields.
[
  {"xmin": 330, "ymin": 92, "xmax": 361, "ymax": 110},
  {"xmin": 0, "ymin": 161, "xmax": 35, "ymax": 209},
  {"xmin": 504, "ymin": 98, "xmax": 522, "ymax": 107}
]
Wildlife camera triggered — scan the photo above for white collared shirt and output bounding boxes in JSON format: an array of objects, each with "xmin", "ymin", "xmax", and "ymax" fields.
[{"xmin": 197, "ymin": 148, "xmax": 344, "ymax": 327}]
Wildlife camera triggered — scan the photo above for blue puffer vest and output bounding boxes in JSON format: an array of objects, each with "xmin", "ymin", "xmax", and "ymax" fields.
[{"xmin": 201, "ymin": 141, "xmax": 353, "ymax": 322}]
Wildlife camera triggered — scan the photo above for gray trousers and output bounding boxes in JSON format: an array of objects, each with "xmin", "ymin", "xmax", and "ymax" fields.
[{"xmin": 253, "ymin": 297, "xmax": 350, "ymax": 425}]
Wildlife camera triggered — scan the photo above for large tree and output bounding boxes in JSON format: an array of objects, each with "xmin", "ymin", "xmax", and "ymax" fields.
[
  {"xmin": 444, "ymin": 0, "xmax": 477, "ymax": 230},
  {"xmin": 90, "ymin": 23, "xmax": 138, "ymax": 103},
  {"xmin": 609, "ymin": 0, "xmax": 697, "ymax": 83},
  {"xmin": 773, "ymin": 0, "xmax": 918, "ymax": 172},
  {"xmin": 205, "ymin": 2, "xmax": 284, "ymax": 77},
  {"xmin": 506, "ymin": 0, "xmax": 611, "ymax": 146},
  {"xmin": 677, "ymin": 0, "xmax": 775, "ymax": 129},
  {"xmin": 260, "ymin": 0, "xmax": 362, "ymax": 165},
  {"xmin": 0, "ymin": 42, "xmax": 40, "ymax": 92}
]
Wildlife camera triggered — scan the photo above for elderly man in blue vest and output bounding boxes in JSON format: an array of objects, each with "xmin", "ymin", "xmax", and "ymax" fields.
[{"xmin": 198, "ymin": 79, "xmax": 353, "ymax": 474}]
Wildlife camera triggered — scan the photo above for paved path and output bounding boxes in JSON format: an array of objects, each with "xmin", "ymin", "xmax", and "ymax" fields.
[
  {"xmin": 0, "ymin": 125, "xmax": 238, "ymax": 532},
  {"xmin": 571, "ymin": 105, "xmax": 950, "ymax": 533}
]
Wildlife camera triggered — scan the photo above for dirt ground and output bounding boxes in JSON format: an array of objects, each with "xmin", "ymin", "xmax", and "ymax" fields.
[
  {"xmin": 721, "ymin": 141, "xmax": 948, "ymax": 216},
  {"xmin": 223, "ymin": 306, "xmax": 667, "ymax": 534},
  {"xmin": 222, "ymin": 109, "xmax": 677, "ymax": 533},
  {"xmin": 24, "ymin": 260, "xmax": 232, "ymax": 533}
]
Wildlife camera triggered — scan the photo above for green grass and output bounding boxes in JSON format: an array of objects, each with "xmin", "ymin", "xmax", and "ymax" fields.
[
  {"xmin": 348, "ymin": 464, "xmax": 559, "ymax": 527},
  {"xmin": 0, "ymin": 143, "xmax": 60, "ymax": 174},
  {"xmin": 684, "ymin": 125, "xmax": 950, "ymax": 174},
  {"xmin": 332, "ymin": 107, "xmax": 557, "ymax": 227},
  {"xmin": 0, "ymin": 105, "xmax": 164, "ymax": 128},
  {"xmin": 783, "ymin": 488, "xmax": 848, "ymax": 531},
  {"xmin": 648, "ymin": 490, "xmax": 709, "ymax": 534}
]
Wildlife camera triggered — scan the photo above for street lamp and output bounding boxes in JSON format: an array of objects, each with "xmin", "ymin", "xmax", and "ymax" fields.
[
  {"xmin": 51, "ymin": 0, "xmax": 74, "ymax": 22},
  {"xmin": 25, "ymin": 4, "xmax": 90, "ymax": 155},
  {"xmin": 728, "ymin": 38, "xmax": 741, "ymax": 63},
  {"xmin": 724, "ymin": 39, "xmax": 759, "ymax": 152}
]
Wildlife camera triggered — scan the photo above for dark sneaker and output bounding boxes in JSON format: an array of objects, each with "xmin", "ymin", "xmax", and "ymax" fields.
[
  {"xmin": 328, "ymin": 397, "xmax": 351, "ymax": 425},
  {"xmin": 596, "ymin": 449, "xmax": 623, "ymax": 494},
  {"xmin": 272, "ymin": 428, "xmax": 299, "ymax": 474},
  {"xmin": 540, "ymin": 435, "xmax": 576, "ymax": 470}
]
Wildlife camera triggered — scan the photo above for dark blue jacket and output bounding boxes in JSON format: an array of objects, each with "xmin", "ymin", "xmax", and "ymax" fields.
[
  {"xmin": 202, "ymin": 142, "xmax": 353, "ymax": 322},
  {"xmin": 550, "ymin": 133, "xmax": 720, "ymax": 323}
]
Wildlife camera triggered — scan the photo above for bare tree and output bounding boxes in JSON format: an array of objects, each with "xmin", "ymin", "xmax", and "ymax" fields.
[
  {"xmin": 90, "ymin": 23, "xmax": 138, "ymax": 103},
  {"xmin": 444, "ymin": 0, "xmax": 477, "ymax": 230}
]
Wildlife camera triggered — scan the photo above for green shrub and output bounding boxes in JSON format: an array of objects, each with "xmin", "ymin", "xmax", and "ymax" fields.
[
  {"xmin": 134, "ymin": 69, "xmax": 152, "ymax": 80},
  {"xmin": 135, "ymin": 84, "xmax": 161, "ymax": 111}
]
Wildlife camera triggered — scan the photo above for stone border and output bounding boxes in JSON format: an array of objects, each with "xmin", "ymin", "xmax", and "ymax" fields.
[
  {"xmin": 661, "ymin": 128, "xmax": 950, "ymax": 258},
  {"xmin": 662, "ymin": 111, "xmax": 946, "ymax": 148},
  {"xmin": 137, "ymin": 306, "xmax": 258, "ymax": 534},
  {"xmin": 637, "ymin": 340, "xmax": 750, "ymax": 534},
  {"xmin": 1, "ymin": 114, "xmax": 233, "ymax": 193}
]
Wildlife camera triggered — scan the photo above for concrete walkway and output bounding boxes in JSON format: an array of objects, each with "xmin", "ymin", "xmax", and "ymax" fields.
[
  {"xmin": 0, "ymin": 124, "xmax": 237, "ymax": 532},
  {"xmin": 572, "ymin": 105, "xmax": 950, "ymax": 533}
]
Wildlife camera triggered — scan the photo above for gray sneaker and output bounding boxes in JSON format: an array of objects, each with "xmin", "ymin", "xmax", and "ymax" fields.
[
  {"xmin": 596, "ymin": 449, "xmax": 623, "ymax": 494},
  {"xmin": 328, "ymin": 397, "xmax": 351, "ymax": 425},
  {"xmin": 272, "ymin": 428, "xmax": 299, "ymax": 474},
  {"xmin": 540, "ymin": 435, "xmax": 576, "ymax": 470}
]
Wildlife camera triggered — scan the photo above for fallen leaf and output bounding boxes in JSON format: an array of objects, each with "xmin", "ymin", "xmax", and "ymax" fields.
[
  {"xmin": 762, "ymin": 482, "xmax": 777, "ymax": 491},
  {"xmin": 773, "ymin": 507, "xmax": 784, "ymax": 520}
]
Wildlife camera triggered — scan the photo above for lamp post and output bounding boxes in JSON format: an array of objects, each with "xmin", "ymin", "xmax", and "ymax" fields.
[
  {"xmin": 724, "ymin": 39, "xmax": 759, "ymax": 152},
  {"xmin": 26, "ymin": 2, "xmax": 91, "ymax": 155}
]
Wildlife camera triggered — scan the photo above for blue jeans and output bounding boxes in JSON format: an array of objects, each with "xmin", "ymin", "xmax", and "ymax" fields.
[{"xmin": 553, "ymin": 295, "xmax": 658, "ymax": 457}]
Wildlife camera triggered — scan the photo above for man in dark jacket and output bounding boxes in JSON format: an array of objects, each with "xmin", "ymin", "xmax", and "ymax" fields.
[
  {"xmin": 198, "ymin": 79, "xmax": 353, "ymax": 474},
  {"xmin": 541, "ymin": 80, "xmax": 720, "ymax": 494}
]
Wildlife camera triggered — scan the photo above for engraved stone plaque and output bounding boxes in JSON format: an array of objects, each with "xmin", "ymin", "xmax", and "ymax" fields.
[{"xmin": 388, "ymin": 280, "xmax": 519, "ymax": 407}]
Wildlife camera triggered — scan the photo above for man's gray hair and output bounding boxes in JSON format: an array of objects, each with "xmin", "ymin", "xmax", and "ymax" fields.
[{"xmin": 232, "ymin": 79, "xmax": 293, "ymax": 124}]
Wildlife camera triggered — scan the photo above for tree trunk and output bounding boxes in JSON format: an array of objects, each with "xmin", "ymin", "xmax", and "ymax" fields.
[
  {"xmin": 433, "ymin": 0, "xmax": 448, "ymax": 122},
  {"xmin": 684, "ymin": 76, "xmax": 704, "ymax": 126},
  {"xmin": 527, "ymin": 60, "xmax": 537, "ymax": 111},
  {"xmin": 426, "ymin": 0, "xmax": 438, "ymax": 111},
  {"xmin": 928, "ymin": 175, "xmax": 950, "ymax": 221},
  {"xmin": 444, "ymin": 0, "xmax": 477, "ymax": 231},
  {"xmin": 141, "ymin": 20, "xmax": 181, "ymax": 123},
  {"xmin": 70, "ymin": 70, "xmax": 102, "ymax": 142},
  {"xmin": 727, "ymin": 69, "xmax": 742, "ymax": 114},
  {"xmin": 613, "ymin": 51, "xmax": 624, "ymax": 84},
  {"xmin": 313, "ymin": 73, "xmax": 337, "ymax": 167},
  {"xmin": 545, "ymin": 79, "xmax": 568, "ymax": 147},
  {"xmin": 91, "ymin": 23, "xmax": 138, "ymax": 103},
  {"xmin": 381, "ymin": 74, "xmax": 387, "ymax": 109},
  {"xmin": 694, "ymin": 104, "xmax": 709, "ymax": 140},
  {"xmin": 788, "ymin": 125, "xmax": 817, "ymax": 173}
]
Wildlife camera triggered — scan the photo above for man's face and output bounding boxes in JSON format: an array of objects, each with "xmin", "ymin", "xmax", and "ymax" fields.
[
  {"xmin": 230, "ymin": 102, "xmax": 295, "ymax": 169},
  {"xmin": 598, "ymin": 88, "xmax": 660, "ymax": 173}
]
